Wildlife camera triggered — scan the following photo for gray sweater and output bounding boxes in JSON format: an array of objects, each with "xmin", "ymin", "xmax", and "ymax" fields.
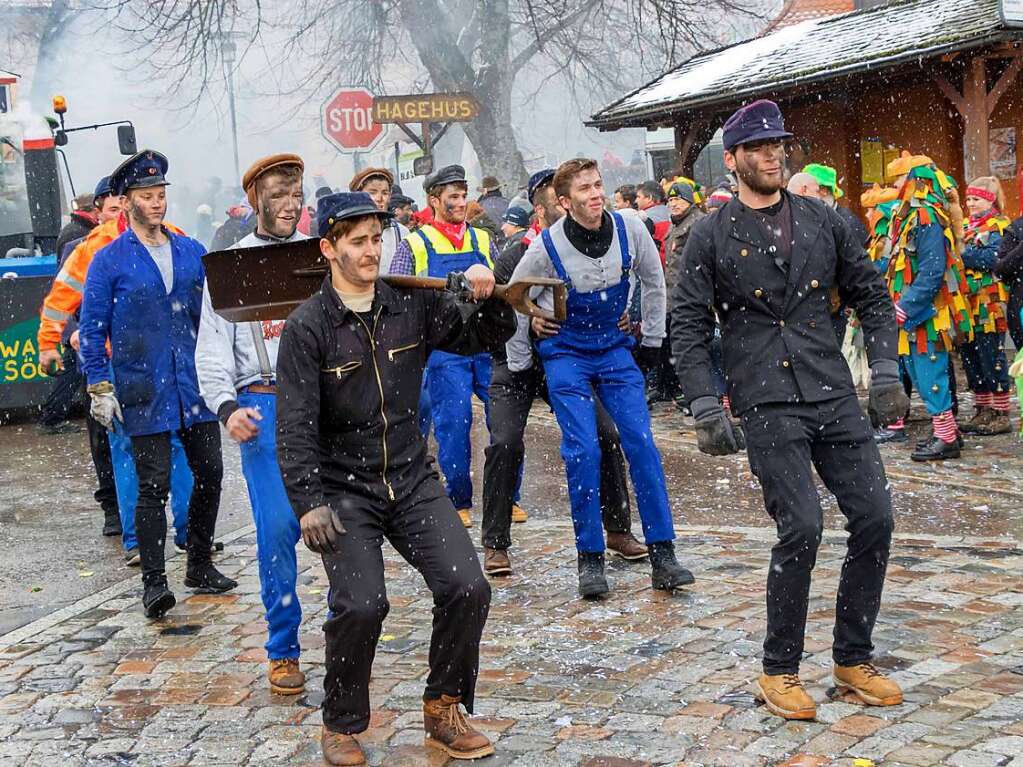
[
  {"xmin": 509, "ymin": 213, "xmax": 666, "ymax": 361},
  {"xmin": 195, "ymin": 229, "xmax": 309, "ymax": 419}
]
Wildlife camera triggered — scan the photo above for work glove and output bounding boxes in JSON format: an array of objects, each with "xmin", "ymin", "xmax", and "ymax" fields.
[
  {"xmin": 868, "ymin": 359, "xmax": 910, "ymax": 428},
  {"xmin": 691, "ymin": 395, "xmax": 745, "ymax": 456},
  {"xmin": 300, "ymin": 505, "xmax": 347, "ymax": 554},
  {"xmin": 86, "ymin": 381, "xmax": 123, "ymax": 431}
]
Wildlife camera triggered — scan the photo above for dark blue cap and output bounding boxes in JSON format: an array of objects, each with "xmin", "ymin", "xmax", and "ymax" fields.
[
  {"xmin": 109, "ymin": 150, "xmax": 170, "ymax": 195},
  {"xmin": 424, "ymin": 164, "xmax": 467, "ymax": 193},
  {"xmin": 722, "ymin": 99, "xmax": 793, "ymax": 152},
  {"xmin": 527, "ymin": 168, "xmax": 556, "ymax": 204},
  {"xmin": 317, "ymin": 192, "xmax": 392, "ymax": 238},
  {"xmin": 388, "ymin": 193, "xmax": 414, "ymax": 210},
  {"xmin": 93, "ymin": 175, "xmax": 113, "ymax": 200},
  {"xmin": 502, "ymin": 206, "xmax": 530, "ymax": 228}
]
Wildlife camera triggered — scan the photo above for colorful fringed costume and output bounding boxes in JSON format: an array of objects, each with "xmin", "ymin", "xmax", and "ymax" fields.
[{"xmin": 884, "ymin": 155, "xmax": 972, "ymax": 443}]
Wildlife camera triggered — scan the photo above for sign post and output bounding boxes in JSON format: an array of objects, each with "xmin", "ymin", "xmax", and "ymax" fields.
[
  {"xmin": 321, "ymin": 88, "xmax": 385, "ymax": 154},
  {"xmin": 371, "ymin": 92, "xmax": 480, "ymax": 176}
]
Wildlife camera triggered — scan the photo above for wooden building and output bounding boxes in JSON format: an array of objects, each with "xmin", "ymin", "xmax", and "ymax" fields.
[{"xmin": 588, "ymin": 0, "xmax": 1023, "ymax": 216}]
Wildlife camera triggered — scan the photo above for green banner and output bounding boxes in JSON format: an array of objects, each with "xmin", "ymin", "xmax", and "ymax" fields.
[{"xmin": 0, "ymin": 316, "xmax": 46, "ymax": 385}]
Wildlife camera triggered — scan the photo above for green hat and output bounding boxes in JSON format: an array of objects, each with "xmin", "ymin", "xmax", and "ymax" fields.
[{"xmin": 802, "ymin": 163, "xmax": 843, "ymax": 199}]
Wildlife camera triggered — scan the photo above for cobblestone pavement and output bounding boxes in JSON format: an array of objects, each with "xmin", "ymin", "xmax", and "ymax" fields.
[{"xmin": 3, "ymin": 513, "xmax": 1023, "ymax": 766}]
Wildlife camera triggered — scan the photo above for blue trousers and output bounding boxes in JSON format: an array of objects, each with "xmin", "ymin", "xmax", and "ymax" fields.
[
  {"xmin": 902, "ymin": 350, "xmax": 952, "ymax": 415},
  {"xmin": 960, "ymin": 331, "xmax": 1011, "ymax": 394},
  {"xmin": 238, "ymin": 391, "xmax": 302, "ymax": 660},
  {"xmin": 427, "ymin": 352, "xmax": 491, "ymax": 510},
  {"xmin": 543, "ymin": 344, "xmax": 675, "ymax": 552},
  {"xmin": 109, "ymin": 427, "xmax": 193, "ymax": 551}
]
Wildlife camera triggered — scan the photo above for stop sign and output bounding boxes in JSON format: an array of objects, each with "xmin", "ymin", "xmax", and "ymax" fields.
[{"xmin": 321, "ymin": 88, "xmax": 384, "ymax": 153}]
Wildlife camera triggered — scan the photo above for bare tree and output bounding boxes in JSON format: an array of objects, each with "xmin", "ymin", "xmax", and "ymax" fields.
[{"xmin": 88, "ymin": 0, "xmax": 761, "ymax": 188}]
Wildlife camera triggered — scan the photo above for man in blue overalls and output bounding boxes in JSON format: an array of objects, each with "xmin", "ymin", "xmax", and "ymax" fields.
[
  {"xmin": 196, "ymin": 153, "xmax": 308, "ymax": 696},
  {"xmin": 390, "ymin": 165, "xmax": 501, "ymax": 528},
  {"xmin": 510, "ymin": 158, "xmax": 693, "ymax": 598},
  {"xmin": 81, "ymin": 150, "xmax": 237, "ymax": 619}
]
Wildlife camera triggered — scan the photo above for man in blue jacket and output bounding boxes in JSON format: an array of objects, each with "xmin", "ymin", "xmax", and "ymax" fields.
[{"xmin": 80, "ymin": 150, "xmax": 237, "ymax": 620}]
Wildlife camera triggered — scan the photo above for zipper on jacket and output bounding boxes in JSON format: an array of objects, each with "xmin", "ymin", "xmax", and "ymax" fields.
[
  {"xmin": 322, "ymin": 360, "xmax": 362, "ymax": 378},
  {"xmin": 387, "ymin": 341, "xmax": 419, "ymax": 362},
  {"xmin": 354, "ymin": 308, "xmax": 395, "ymax": 502}
]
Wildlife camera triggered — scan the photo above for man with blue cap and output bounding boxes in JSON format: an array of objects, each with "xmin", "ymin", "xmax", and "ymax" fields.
[
  {"xmin": 389, "ymin": 164, "xmax": 502, "ymax": 528},
  {"xmin": 481, "ymin": 168, "xmax": 645, "ymax": 577},
  {"xmin": 672, "ymin": 99, "xmax": 905, "ymax": 720},
  {"xmin": 80, "ymin": 149, "xmax": 237, "ymax": 620},
  {"xmin": 276, "ymin": 190, "xmax": 513, "ymax": 766},
  {"xmin": 196, "ymin": 153, "xmax": 308, "ymax": 697},
  {"xmin": 510, "ymin": 158, "xmax": 692, "ymax": 598}
]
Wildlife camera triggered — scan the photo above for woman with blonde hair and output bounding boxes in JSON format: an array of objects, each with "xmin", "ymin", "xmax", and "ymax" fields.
[{"xmin": 960, "ymin": 175, "xmax": 1013, "ymax": 435}]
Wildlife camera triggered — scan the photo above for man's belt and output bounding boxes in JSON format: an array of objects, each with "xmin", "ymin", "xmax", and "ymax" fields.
[{"xmin": 243, "ymin": 383, "xmax": 277, "ymax": 394}]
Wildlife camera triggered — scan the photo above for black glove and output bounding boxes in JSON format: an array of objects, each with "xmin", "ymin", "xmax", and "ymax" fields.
[
  {"xmin": 299, "ymin": 505, "xmax": 347, "ymax": 554},
  {"xmin": 868, "ymin": 359, "xmax": 910, "ymax": 427},
  {"xmin": 690, "ymin": 395, "xmax": 745, "ymax": 456},
  {"xmin": 637, "ymin": 343, "xmax": 660, "ymax": 373}
]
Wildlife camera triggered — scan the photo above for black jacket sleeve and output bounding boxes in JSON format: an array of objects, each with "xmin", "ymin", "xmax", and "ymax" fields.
[
  {"xmin": 829, "ymin": 206, "xmax": 898, "ymax": 364},
  {"xmin": 275, "ymin": 311, "xmax": 326, "ymax": 518},
  {"xmin": 670, "ymin": 221, "xmax": 719, "ymax": 403},
  {"xmin": 426, "ymin": 292, "xmax": 516, "ymax": 357},
  {"xmin": 995, "ymin": 217, "xmax": 1023, "ymax": 283}
]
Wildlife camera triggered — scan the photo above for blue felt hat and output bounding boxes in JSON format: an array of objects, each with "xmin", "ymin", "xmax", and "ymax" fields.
[
  {"xmin": 109, "ymin": 150, "xmax": 170, "ymax": 195},
  {"xmin": 527, "ymin": 168, "xmax": 556, "ymax": 204},
  {"xmin": 722, "ymin": 100, "xmax": 793, "ymax": 152},
  {"xmin": 317, "ymin": 192, "xmax": 392, "ymax": 238},
  {"xmin": 93, "ymin": 175, "xmax": 113, "ymax": 201}
]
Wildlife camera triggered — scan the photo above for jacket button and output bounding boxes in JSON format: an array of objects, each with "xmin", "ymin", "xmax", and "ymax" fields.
[
  {"xmin": 754, "ymin": 289, "xmax": 763, "ymax": 298},
  {"xmin": 809, "ymin": 320, "xmax": 816, "ymax": 328},
  {"xmin": 932, "ymin": 384, "xmax": 940, "ymax": 392},
  {"xmin": 929, "ymin": 354, "xmax": 937, "ymax": 362},
  {"xmin": 782, "ymin": 360, "xmax": 790, "ymax": 367},
  {"xmin": 810, "ymin": 279, "xmax": 819, "ymax": 288},
  {"xmin": 740, "ymin": 248, "xmax": 749, "ymax": 257},
  {"xmin": 779, "ymin": 320, "xmax": 785, "ymax": 327}
]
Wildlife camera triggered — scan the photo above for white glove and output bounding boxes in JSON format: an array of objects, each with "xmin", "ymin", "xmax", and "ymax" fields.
[{"xmin": 87, "ymin": 381, "xmax": 123, "ymax": 430}]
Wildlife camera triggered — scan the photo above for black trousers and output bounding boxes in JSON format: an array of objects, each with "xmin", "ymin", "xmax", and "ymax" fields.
[
  {"xmin": 321, "ymin": 476, "xmax": 490, "ymax": 734},
  {"xmin": 131, "ymin": 420, "xmax": 223, "ymax": 585},
  {"xmin": 85, "ymin": 412, "xmax": 118, "ymax": 516},
  {"xmin": 38, "ymin": 348, "xmax": 85, "ymax": 427},
  {"xmin": 740, "ymin": 395, "xmax": 893, "ymax": 675},
  {"xmin": 481, "ymin": 360, "xmax": 633, "ymax": 551}
]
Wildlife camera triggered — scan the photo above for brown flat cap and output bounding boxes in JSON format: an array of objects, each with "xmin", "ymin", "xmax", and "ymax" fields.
[
  {"xmin": 243, "ymin": 153, "xmax": 304, "ymax": 207},
  {"xmin": 349, "ymin": 167, "xmax": 394, "ymax": 192}
]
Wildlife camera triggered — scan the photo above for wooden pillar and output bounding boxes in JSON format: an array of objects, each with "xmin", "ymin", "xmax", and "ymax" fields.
[{"xmin": 933, "ymin": 51, "xmax": 1023, "ymax": 180}]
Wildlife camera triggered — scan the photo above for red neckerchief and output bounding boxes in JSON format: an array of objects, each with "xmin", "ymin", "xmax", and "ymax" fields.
[
  {"xmin": 432, "ymin": 219, "xmax": 467, "ymax": 249},
  {"xmin": 523, "ymin": 221, "xmax": 541, "ymax": 247},
  {"xmin": 966, "ymin": 210, "xmax": 997, "ymax": 243}
]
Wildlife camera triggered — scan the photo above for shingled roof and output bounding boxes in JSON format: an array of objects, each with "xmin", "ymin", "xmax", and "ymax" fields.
[{"xmin": 588, "ymin": 0, "xmax": 1012, "ymax": 130}]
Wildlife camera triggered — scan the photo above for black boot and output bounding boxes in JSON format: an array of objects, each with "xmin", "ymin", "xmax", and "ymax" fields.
[
  {"xmin": 911, "ymin": 435, "xmax": 961, "ymax": 462},
  {"xmin": 143, "ymin": 578, "xmax": 176, "ymax": 619},
  {"xmin": 102, "ymin": 509, "xmax": 122, "ymax": 536},
  {"xmin": 915, "ymin": 432, "xmax": 964, "ymax": 450},
  {"xmin": 577, "ymin": 552, "xmax": 609, "ymax": 599},
  {"xmin": 184, "ymin": 562, "xmax": 238, "ymax": 594},
  {"xmin": 649, "ymin": 541, "xmax": 695, "ymax": 591}
]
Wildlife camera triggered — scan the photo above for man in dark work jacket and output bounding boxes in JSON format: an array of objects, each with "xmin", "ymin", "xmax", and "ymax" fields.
[
  {"xmin": 276, "ymin": 192, "xmax": 514, "ymax": 765},
  {"xmin": 671, "ymin": 100, "xmax": 908, "ymax": 722}
]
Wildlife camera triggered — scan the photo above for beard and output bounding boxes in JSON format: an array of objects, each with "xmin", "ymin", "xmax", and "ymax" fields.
[
  {"xmin": 126, "ymin": 199, "xmax": 163, "ymax": 228},
  {"xmin": 735, "ymin": 161, "xmax": 783, "ymax": 197}
]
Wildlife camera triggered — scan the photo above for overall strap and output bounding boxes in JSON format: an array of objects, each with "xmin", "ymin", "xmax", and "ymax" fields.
[
  {"xmin": 541, "ymin": 229, "xmax": 571, "ymax": 288},
  {"xmin": 415, "ymin": 227, "xmax": 438, "ymax": 260},
  {"xmin": 468, "ymin": 225, "xmax": 479, "ymax": 257},
  {"xmin": 612, "ymin": 212, "xmax": 631, "ymax": 274}
]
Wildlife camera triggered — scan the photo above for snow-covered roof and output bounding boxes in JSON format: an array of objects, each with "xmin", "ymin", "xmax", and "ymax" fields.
[{"xmin": 589, "ymin": 0, "xmax": 1011, "ymax": 130}]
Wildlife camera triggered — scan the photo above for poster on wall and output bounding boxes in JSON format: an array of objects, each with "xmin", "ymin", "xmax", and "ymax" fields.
[
  {"xmin": 861, "ymin": 140, "xmax": 884, "ymax": 184},
  {"xmin": 990, "ymin": 127, "xmax": 1017, "ymax": 179}
]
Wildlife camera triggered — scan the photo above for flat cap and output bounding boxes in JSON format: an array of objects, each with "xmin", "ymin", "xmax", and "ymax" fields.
[
  {"xmin": 349, "ymin": 167, "xmax": 394, "ymax": 192},
  {"xmin": 424, "ymin": 164, "xmax": 467, "ymax": 193},
  {"xmin": 317, "ymin": 191, "xmax": 392, "ymax": 238},
  {"xmin": 242, "ymin": 153, "xmax": 304, "ymax": 208},
  {"xmin": 722, "ymin": 99, "xmax": 792, "ymax": 152}
]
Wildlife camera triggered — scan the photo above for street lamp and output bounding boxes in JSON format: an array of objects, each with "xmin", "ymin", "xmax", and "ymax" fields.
[{"xmin": 221, "ymin": 36, "xmax": 240, "ymax": 182}]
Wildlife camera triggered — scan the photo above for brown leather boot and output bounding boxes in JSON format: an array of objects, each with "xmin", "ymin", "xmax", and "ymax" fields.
[
  {"xmin": 268, "ymin": 658, "xmax": 305, "ymax": 695},
  {"xmin": 754, "ymin": 673, "xmax": 816, "ymax": 720},
  {"xmin": 834, "ymin": 663, "xmax": 903, "ymax": 706},
  {"xmin": 960, "ymin": 406, "xmax": 992, "ymax": 434},
  {"xmin": 606, "ymin": 531, "xmax": 649, "ymax": 561},
  {"xmin": 423, "ymin": 694, "xmax": 495, "ymax": 759},
  {"xmin": 977, "ymin": 409, "xmax": 1012, "ymax": 436},
  {"xmin": 483, "ymin": 547, "xmax": 512, "ymax": 576},
  {"xmin": 320, "ymin": 727, "xmax": 366, "ymax": 766}
]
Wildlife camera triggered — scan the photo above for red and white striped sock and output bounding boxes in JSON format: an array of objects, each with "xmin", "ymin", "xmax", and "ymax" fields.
[
  {"xmin": 993, "ymin": 391, "xmax": 1011, "ymax": 412},
  {"xmin": 975, "ymin": 392, "xmax": 993, "ymax": 408},
  {"xmin": 888, "ymin": 417, "xmax": 905, "ymax": 431},
  {"xmin": 933, "ymin": 410, "xmax": 958, "ymax": 443},
  {"xmin": 722, "ymin": 395, "xmax": 731, "ymax": 412}
]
